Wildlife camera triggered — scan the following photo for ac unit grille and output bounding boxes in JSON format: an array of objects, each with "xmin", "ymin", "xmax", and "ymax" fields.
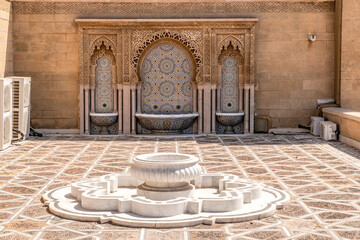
[
  {"xmin": 11, "ymin": 78, "xmax": 31, "ymax": 140},
  {"xmin": 13, "ymin": 111, "xmax": 19, "ymax": 138},
  {"xmin": 13, "ymin": 80, "xmax": 20, "ymax": 109}
]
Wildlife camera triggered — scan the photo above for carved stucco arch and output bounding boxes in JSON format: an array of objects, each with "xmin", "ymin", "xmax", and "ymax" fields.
[
  {"xmin": 218, "ymin": 36, "xmax": 244, "ymax": 61},
  {"xmin": 131, "ymin": 31, "xmax": 202, "ymax": 76},
  {"xmin": 89, "ymin": 36, "xmax": 116, "ymax": 58},
  {"xmin": 217, "ymin": 43, "xmax": 244, "ymax": 86},
  {"xmin": 89, "ymin": 37, "xmax": 117, "ymax": 85}
]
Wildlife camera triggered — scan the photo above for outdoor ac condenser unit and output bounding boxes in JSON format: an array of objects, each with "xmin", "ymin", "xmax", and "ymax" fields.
[
  {"xmin": 9, "ymin": 77, "xmax": 31, "ymax": 139},
  {"xmin": 0, "ymin": 78, "xmax": 13, "ymax": 150},
  {"xmin": 310, "ymin": 116, "xmax": 324, "ymax": 136},
  {"xmin": 320, "ymin": 121, "xmax": 337, "ymax": 141}
]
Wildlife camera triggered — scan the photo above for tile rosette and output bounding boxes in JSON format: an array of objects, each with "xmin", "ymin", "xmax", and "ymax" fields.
[{"xmin": 43, "ymin": 153, "xmax": 290, "ymax": 228}]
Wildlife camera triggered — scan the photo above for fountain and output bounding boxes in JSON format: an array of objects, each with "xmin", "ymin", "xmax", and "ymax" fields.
[
  {"xmin": 216, "ymin": 44, "xmax": 245, "ymax": 134},
  {"xmin": 43, "ymin": 153, "xmax": 289, "ymax": 228},
  {"xmin": 135, "ymin": 41, "xmax": 199, "ymax": 134}
]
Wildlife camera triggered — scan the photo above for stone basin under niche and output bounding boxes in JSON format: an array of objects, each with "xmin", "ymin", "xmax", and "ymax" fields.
[{"xmin": 135, "ymin": 113, "xmax": 199, "ymax": 134}]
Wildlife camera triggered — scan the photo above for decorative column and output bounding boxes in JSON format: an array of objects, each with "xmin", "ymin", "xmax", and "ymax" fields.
[
  {"xmin": 211, "ymin": 84, "xmax": 216, "ymax": 134},
  {"xmin": 239, "ymin": 66, "xmax": 244, "ymax": 112},
  {"xmin": 117, "ymin": 84, "xmax": 123, "ymax": 134},
  {"xmin": 80, "ymin": 84, "xmax": 84, "ymax": 134},
  {"xmin": 192, "ymin": 83, "xmax": 198, "ymax": 133},
  {"xmin": 239, "ymin": 84, "xmax": 244, "ymax": 112},
  {"xmin": 217, "ymin": 64, "xmax": 222, "ymax": 113},
  {"xmin": 84, "ymin": 85, "xmax": 90, "ymax": 134},
  {"xmin": 197, "ymin": 85, "xmax": 203, "ymax": 134},
  {"xmin": 203, "ymin": 84, "xmax": 211, "ymax": 134},
  {"xmin": 112, "ymin": 65, "xmax": 117, "ymax": 112},
  {"xmin": 136, "ymin": 84, "xmax": 141, "ymax": 133},
  {"xmin": 90, "ymin": 85, "xmax": 95, "ymax": 113},
  {"xmin": 123, "ymin": 84, "xmax": 131, "ymax": 134},
  {"xmin": 90, "ymin": 65, "xmax": 96, "ymax": 113},
  {"xmin": 131, "ymin": 85, "xmax": 137, "ymax": 135},
  {"xmin": 244, "ymin": 84, "xmax": 250, "ymax": 134},
  {"xmin": 249, "ymin": 84, "xmax": 255, "ymax": 134}
]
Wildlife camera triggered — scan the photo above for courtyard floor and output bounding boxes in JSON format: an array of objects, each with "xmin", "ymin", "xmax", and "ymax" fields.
[{"xmin": 0, "ymin": 134, "xmax": 360, "ymax": 239}]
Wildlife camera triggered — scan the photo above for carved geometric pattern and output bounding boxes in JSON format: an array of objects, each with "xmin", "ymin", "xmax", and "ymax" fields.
[
  {"xmin": 132, "ymin": 30, "xmax": 202, "ymax": 72},
  {"xmin": 218, "ymin": 35, "xmax": 245, "ymax": 57},
  {"xmin": 140, "ymin": 42, "xmax": 193, "ymax": 114},
  {"xmin": 78, "ymin": 21, "xmax": 256, "ymax": 87},
  {"xmin": 221, "ymin": 56, "xmax": 239, "ymax": 113},
  {"xmin": 13, "ymin": 2, "xmax": 335, "ymax": 14}
]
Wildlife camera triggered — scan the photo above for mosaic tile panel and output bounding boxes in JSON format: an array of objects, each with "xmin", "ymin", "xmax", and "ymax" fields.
[
  {"xmin": 95, "ymin": 56, "xmax": 113, "ymax": 113},
  {"xmin": 141, "ymin": 42, "xmax": 193, "ymax": 114},
  {"xmin": 221, "ymin": 56, "xmax": 239, "ymax": 113}
]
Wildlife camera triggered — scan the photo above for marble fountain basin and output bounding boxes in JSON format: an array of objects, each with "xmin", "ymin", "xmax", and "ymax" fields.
[
  {"xmin": 90, "ymin": 112, "xmax": 118, "ymax": 126},
  {"xmin": 216, "ymin": 112, "xmax": 244, "ymax": 133},
  {"xmin": 135, "ymin": 113, "xmax": 199, "ymax": 134},
  {"xmin": 43, "ymin": 153, "xmax": 289, "ymax": 228}
]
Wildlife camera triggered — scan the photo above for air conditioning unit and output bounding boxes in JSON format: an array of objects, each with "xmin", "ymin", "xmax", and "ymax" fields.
[
  {"xmin": 320, "ymin": 121, "xmax": 337, "ymax": 141},
  {"xmin": 310, "ymin": 116, "xmax": 324, "ymax": 136},
  {"xmin": 0, "ymin": 78, "xmax": 13, "ymax": 150},
  {"xmin": 8, "ymin": 77, "xmax": 31, "ymax": 139}
]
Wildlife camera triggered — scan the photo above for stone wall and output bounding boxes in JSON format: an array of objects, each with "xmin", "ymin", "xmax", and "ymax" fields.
[
  {"xmin": 11, "ymin": 0, "xmax": 335, "ymax": 129},
  {"xmin": 340, "ymin": 0, "xmax": 360, "ymax": 111},
  {"xmin": 0, "ymin": 0, "xmax": 12, "ymax": 78},
  {"xmin": 13, "ymin": 14, "xmax": 79, "ymax": 129}
]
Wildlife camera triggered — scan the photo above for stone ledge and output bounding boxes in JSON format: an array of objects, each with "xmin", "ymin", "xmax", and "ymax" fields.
[
  {"xmin": 323, "ymin": 107, "xmax": 360, "ymax": 148},
  {"xmin": 9, "ymin": 0, "xmax": 335, "ymax": 3},
  {"xmin": 322, "ymin": 107, "xmax": 360, "ymax": 123}
]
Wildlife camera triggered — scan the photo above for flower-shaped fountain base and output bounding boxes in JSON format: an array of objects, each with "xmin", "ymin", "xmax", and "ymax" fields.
[{"xmin": 43, "ymin": 153, "xmax": 289, "ymax": 228}]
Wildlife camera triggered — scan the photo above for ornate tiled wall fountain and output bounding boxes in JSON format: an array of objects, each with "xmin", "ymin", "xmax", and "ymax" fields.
[
  {"xmin": 77, "ymin": 19, "xmax": 257, "ymax": 134},
  {"xmin": 135, "ymin": 41, "xmax": 199, "ymax": 134},
  {"xmin": 216, "ymin": 44, "xmax": 245, "ymax": 134},
  {"xmin": 89, "ymin": 42, "xmax": 118, "ymax": 134},
  {"xmin": 43, "ymin": 153, "xmax": 289, "ymax": 228}
]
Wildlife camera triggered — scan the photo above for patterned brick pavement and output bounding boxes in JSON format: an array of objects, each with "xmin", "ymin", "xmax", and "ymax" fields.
[{"xmin": 0, "ymin": 134, "xmax": 360, "ymax": 239}]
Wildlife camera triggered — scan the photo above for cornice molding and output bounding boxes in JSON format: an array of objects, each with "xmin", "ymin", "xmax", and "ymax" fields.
[{"xmin": 12, "ymin": 1, "xmax": 335, "ymax": 14}]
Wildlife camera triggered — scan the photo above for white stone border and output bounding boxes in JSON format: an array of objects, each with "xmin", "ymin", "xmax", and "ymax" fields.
[{"xmin": 43, "ymin": 173, "xmax": 290, "ymax": 228}]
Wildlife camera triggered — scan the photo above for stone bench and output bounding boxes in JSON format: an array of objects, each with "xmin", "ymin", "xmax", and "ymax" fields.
[{"xmin": 322, "ymin": 107, "xmax": 360, "ymax": 149}]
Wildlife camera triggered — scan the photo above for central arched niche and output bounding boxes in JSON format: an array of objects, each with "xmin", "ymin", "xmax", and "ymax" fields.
[{"xmin": 139, "ymin": 40, "xmax": 195, "ymax": 114}]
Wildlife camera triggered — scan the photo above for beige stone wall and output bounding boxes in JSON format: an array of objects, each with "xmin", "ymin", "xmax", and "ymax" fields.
[
  {"xmin": 0, "ymin": 0, "xmax": 12, "ymax": 78},
  {"xmin": 340, "ymin": 0, "xmax": 360, "ymax": 111},
  {"xmin": 255, "ymin": 12, "xmax": 335, "ymax": 127},
  {"xmin": 13, "ymin": 14, "xmax": 79, "ymax": 129},
  {"xmin": 11, "ymin": 1, "xmax": 335, "ymax": 129}
]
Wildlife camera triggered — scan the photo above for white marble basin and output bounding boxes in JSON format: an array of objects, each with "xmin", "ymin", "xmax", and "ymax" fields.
[{"xmin": 130, "ymin": 153, "xmax": 201, "ymax": 190}]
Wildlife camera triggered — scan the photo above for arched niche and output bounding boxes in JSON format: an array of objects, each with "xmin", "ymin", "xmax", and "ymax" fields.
[
  {"xmin": 138, "ymin": 38, "xmax": 197, "ymax": 114},
  {"xmin": 218, "ymin": 43, "xmax": 244, "ymax": 113},
  {"xmin": 89, "ymin": 41, "xmax": 116, "ymax": 113}
]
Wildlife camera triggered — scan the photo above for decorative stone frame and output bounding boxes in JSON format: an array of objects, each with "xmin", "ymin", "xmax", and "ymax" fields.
[{"xmin": 76, "ymin": 19, "xmax": 258, "ymax": 134}]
